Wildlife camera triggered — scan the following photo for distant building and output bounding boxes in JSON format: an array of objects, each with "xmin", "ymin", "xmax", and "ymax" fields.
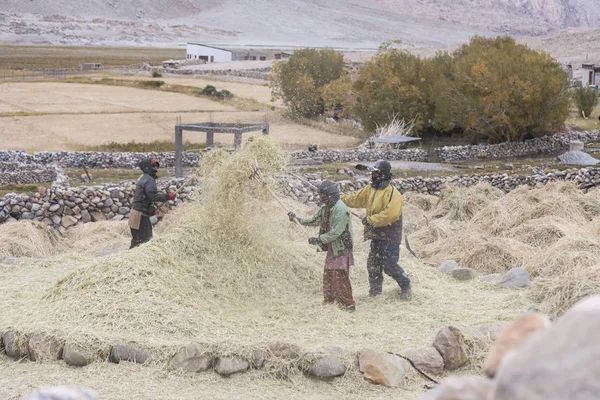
[
  {"xmin": 582, "ymin": 63, "xmax": 600, "ymax": 87},
  {"xmin": 232, "ymin": 51, "xmax": 268, "ymax": 61},
  {"xmin": 186, "ymin": 43, "xmax": 232, "ymax": 63},
  {"xmin": 81, "ymin": 63, "xmax": 101, "ymax": 71},
  {"xmin": 274, "ymin": 52, "xmax": 293, "ymax": 60}
]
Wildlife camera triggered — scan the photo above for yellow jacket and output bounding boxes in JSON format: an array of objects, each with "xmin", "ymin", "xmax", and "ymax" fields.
[{"xmin": 341, "ymin": 183, "xmax": 403, "ymax": 243}]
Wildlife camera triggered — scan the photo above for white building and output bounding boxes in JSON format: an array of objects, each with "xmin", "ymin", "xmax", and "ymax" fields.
[
  {"xmin": 582, "ymin": 63, "xmax": 600, "ymax": 87},
  {"xmin": 186, "ymin": 43, "xmax": 232, "ymax": 63}
]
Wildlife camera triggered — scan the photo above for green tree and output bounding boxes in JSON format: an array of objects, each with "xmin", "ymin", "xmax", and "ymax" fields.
[
  {"xmin": 270, "ymin": 48, "xmax": 344, "ymax": 118},
  {"xmin": 352, "ymin": 47, "xmax": 430, "ymax": 131},
  {"xmin": 572, "ymin": 84, "xmax": 599, "ymax": 118},
  {"xmin": 440, "ymin": 36, "xmax": 571, "ymax": 143}
]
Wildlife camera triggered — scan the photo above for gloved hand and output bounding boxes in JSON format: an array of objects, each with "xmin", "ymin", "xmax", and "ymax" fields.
[
  {"xmin": 308, "ymin": 237, "xmax": 320, "ymax": 246},
  {"xmin": 362, "ymin": 216, "xmax": 369, "ymax": 226},
  {"xmin": 168, "ymin": 191, "xmax": 176, "ymax": 201},
  {"xmin": 288, "ymin": 211, "xmax": 297, "ymax": 222}
]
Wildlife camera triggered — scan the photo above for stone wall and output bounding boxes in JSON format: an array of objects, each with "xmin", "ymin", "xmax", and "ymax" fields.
[
  {"xmin": 280, "ymin": 167, "xmax": 600, "ymax": 204},
  {"xmin": 0, "ymin": 162, "xmax": 57, "ymax": 185},
  {"xmin": 290, "ymin": 148, "xmax": 429, "ymax": 163},
  {"xmin": 0, "ymin": 151, "xmax": 201, "ymax": 168},
  {"xmin": 0, "ymin": 179, "xmax": 192, "ymax": 234},
  {"xmin": 290, "ymin": 131, "xmax": 600, "ymax": 163},
  {"xmin": 165, "ymin": 67, "xmax": 270, "ymax": 81}
]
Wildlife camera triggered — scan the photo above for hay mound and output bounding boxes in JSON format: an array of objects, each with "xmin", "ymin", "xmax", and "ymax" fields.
[
  {"xmin": 39, "ymin": 136, "xmax": 322, "ymax": 342},
  {"xmin": 408, "ymin": 181, "xmax": 600, "ymax": 316},
  {"xmin": 0, "ymin": 220, "xmax": 58, "ymax": 258},
  {"xmin": 429, "ymin": 184, "xmax": 504, "ymax": 222},
  {"xmin": 61, "ymin": 221, "xmax": 130, "ymax": 254},
  {"xmin": 403, "ymin": 192, "xmax": 439, "ymax": 212}
]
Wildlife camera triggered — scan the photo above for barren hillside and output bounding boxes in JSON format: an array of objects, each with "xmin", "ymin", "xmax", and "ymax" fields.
[{"xmin": 1, "ymin": 0, "xmax": 600, "ymax": 48}]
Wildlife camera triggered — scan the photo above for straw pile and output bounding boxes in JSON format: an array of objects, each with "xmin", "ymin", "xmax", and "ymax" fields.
[
  {"xmin": 0, "ymin": 220, "xmax": 59, "ymax": 258},
  {"xmin": 405, "ymin": 181, "xmax": 600, "ymax": 317}
]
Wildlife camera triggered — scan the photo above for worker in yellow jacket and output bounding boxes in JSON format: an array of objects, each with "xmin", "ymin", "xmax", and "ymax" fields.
[{"xmin": 341, "ymin": 160, "xmax": 411, "ymax": 299}]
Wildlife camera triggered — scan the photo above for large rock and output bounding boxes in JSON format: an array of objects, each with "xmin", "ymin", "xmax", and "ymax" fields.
[
  {"xmin": 308, "ymin": 355, "xmax": 346, "ymax": 379},
  {"xmin": 80, "ymin": 210, "xmax": 91, "ymax": 223},
  {"xmin": 89, "ymin": 211, "xmax": 105, "ymax": 222},
  {"xmin": 490, "ymin": 296, "xmax": 600, "ymax": 399},
  {"xmin": 496, "ymin": 267, "xmax": 530, "ymax": 289},
  {"xmin": 267, "ymin": 341, "xmax": 300, "ymax": 360},
  {"xmin": 439, "ymin": 260, "xmax": 459, "ymax": 274},
  {"xmin": 251, "ymin": 349, "xmax": 265, "ymax": 368},
  {"xmin": 60, "ymin": 215, "xmax": 78, "ymax": 229},
  {"xmin": 419, "ymin": 376, "xmax": 491, "ymax": 400},
  {"xmin": 170, "ymin": 343, "xmax": 214, "ymax": 372},
  {"xmin": 433, "ymin": 326, "xmax": 468, "ymax": 371},
  {"xmin": 109, "ymin": 344, "xmax": 149, "ymax": 364},
  {"xmin": 2, "ymin": 331, "xmax": 27, "ymax": 360},
  {"xmin": 214, "ymin": 356, "xmax": 250, "ymax": 376},
  {"xmin": 403, "ymin": 347, "xmax": 444, "ymax": 375},
  {"xmin": 451, "ymin": 267, "xmax": 477, "ymax": 281},
  {"xmin": 484, "ymin": 313, "xmax": 550, "ymax": 378},
  {"xmin": 558, "ymin": 150, "xmax": 599, "ymax": 166},
  {"xmin": 63, "ymin": 345, "xmax": 94, "ymax": 367},
  {"xmin": 28, "ymin": 335, "xmax": 62, "ymax": 362},
  {"xmin": 23, "ymin": 386, "xmax": 97, "ymax": 400},
  {"xmin": 358, "ymin": 348, "xmax": 411, "ymax": 387}
]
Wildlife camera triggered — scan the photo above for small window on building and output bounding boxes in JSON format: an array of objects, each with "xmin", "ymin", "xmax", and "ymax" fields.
[
  {"xmin": 260, "ymin": 56, "xmax": 266, "ymax": 61},
  {"xmin": 199, "ymin": 56, "xmax": 209, "ymax": 62},
  {"xmin": 251, "ymin": 56, "xmax": 257, "ymax": 61},
  {"xmin": 210, "ymin": 56, "xmax": 214, "ymax": 62}
]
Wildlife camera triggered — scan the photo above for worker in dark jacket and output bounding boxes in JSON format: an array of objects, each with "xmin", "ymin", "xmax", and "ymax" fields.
[
  {"xmin": 288, "ymin": 181, "xmax": 356, "ymax": 312},
  {"xmin": 128, "ymin": 158, "xmax": 175, "ymax": 249},
  {"xmin": 342, "ymin": 160, "xmax": 411, "ymax": 299}
]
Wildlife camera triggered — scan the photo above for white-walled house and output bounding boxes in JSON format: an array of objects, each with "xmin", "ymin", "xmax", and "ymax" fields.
[
  {"xmin": 186, "ymin": 43, "xmax": 232, "ymax": 63},
  {"xmin": 582, "ymin": 63, "xmax": 600, "ymax": 87}
]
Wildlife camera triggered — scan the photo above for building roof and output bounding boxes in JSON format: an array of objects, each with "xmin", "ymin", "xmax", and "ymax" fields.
[{"xmin": 186, "ymin": 43, "xmax": 232, "ymax": 53}]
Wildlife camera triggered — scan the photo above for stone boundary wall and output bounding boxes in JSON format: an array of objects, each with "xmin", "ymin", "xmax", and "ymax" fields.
[
  {"xmin": 0, "ymin": 162, "xmax": 57, "ymax": 185},
  {"xmin": 0, "ymin": 151, "xmax": 201, "ymax": 169},
  {"xmin": 435, "ymin": 130, "xmax": 600, "ymax": 162},
  {"xmin": 165, "ymin": 67, "xmax": 270, "ymax": 81},
  {"xmin": 290, "ymin": 131, "xmax": 600, "ymax": 163},
  {"xmin": 280, "ymin": 167, "xmax": 600, "ymax": 203},
  {"xmin": 0, "ymin": 179, "xmax": 192, "ymax": 234},
  {"xmin": 290, "ymin": 148, "xmax": 429, "ymax": 163}
]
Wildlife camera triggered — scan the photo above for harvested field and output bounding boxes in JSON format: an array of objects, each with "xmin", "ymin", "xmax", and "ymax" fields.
[
  {"xmin": 0, "ymin": 138, "xmax": 528, "ymax": 399},
  {"xmin": 0, "ymin": 82, "xmax": 359, "ymax": 151},
  {"xmin": 407, "ymin": 182, "xmax": 600, "ymax": 317}
]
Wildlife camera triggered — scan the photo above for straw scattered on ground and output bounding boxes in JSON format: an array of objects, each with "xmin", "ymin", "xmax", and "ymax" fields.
[{"xmin": 405, "ymin": 181, "xmax": 600, "ymax": 317}]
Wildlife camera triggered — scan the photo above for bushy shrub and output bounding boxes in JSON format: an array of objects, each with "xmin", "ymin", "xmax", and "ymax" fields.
[{"xmin": 572, "ymin": 84, "xmax": 599, "ymax": 118}]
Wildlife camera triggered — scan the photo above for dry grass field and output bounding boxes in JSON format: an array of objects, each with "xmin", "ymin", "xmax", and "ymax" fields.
[
  {"xmin": 0, "ymin": 45, "xmax": 185, "ymax": 70},
  {"xmin": 0, "ymin": 81, "xmax": 359, "ymax": 151}
]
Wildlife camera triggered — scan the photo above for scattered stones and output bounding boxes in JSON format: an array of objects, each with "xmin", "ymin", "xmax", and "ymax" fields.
[
  {"xmin": 451, "ymin": 267, "xmax": 477, "ymax": 281},
  {"xmin": 170, "ymin": 343, "xmax": 214, "ymax": 372},
  {"xmin": 496, "ymin": 267, "xmax": 530, "ymax": 289},
  {"xmin": 2, "ymin": 331, "xmax": 27, "ymax": 360},
  {"xmin": 28, "ymin": 334, "xmax": 63, "ymax": 362},
  {"xmin": 23, "ymin": 386, "xmax": 97, "ymax": 400},
  {"xmin": 419, "ymin": 375, "xmax": 491, "ymax": 400},
  {"xmin": 214, "ymin": 356, "xmax": 249, "ymax": 376},
  {"xmin": 63, "ymin": 345, "xmax": 94, "ymax": 367},
  {"xmin": 402, "ymin": 347, "xmax": 444, "ymax": 375},
  {"xmin": 357, "ymin": 348, "xmax": 411, "ymax": 387},
  {"xmin": 491, "ymin": 296, "xmax": 600, "ymax": 399},
  {"xmin": 267, "ymin": 341, "xmax": 300, "ymax": 360},
  {"xmin": 433, "ymin": 326, "xmax": 468, "ymax": 371},
  {"xmin": 109, "ymin": 344, "xmax": 149, "ymax": 364},
  {"xmin": 484, "ymin": 312, "xmax": 551, "ymax": 378},
  {"xmin": 439, "ymin": 260, "xmax": 459, "ymax": 274},
  {"xmin": 307, "ymin": 355, "xmax": 346, "ymax": 379}
]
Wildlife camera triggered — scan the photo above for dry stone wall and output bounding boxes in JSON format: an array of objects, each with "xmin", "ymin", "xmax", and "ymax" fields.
[
  {"xmin": 0, "ymin": 151, "xmax": 201, "ymax": 168},
  {"xmin": 0, "ymin": 162, "xmax": 57, "ymax": 185},
  {"xmin": 280, "ymin": 167, "xmax": 600, "ymax": 204},
  {"xmin": 290, "ymin": 131, "xmax": 600, "ymax": 163},
  {"xmin": 0, "ymin": 179, "xmax": 192, "ymax": 234}
]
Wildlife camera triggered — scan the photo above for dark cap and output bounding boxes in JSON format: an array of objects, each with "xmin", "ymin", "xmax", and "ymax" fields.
[
  {"xmin": 372, "ymin": 160, "xmax": 392, "ymax": 176},
  {"xmin": 318, "ymin": 181, "xmax": 340, "ymax": 197}
]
